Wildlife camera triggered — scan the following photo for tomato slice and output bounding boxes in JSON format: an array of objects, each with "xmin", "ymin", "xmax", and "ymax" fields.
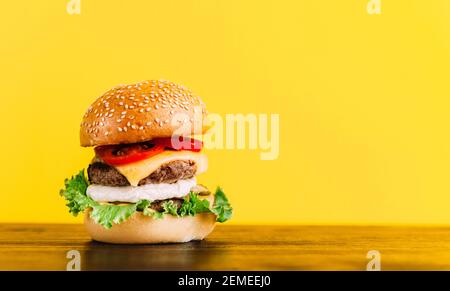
[
  {"xmin": 95, "ymin": 142, "xmax": 165, "ymax": 166},
  {"xmin": 94, "ymin": 137, "xmax": 203, "ymax": 166},
  {"xmin": 153, "ymin": 136, "xmax": 203, "ymax": 152}
]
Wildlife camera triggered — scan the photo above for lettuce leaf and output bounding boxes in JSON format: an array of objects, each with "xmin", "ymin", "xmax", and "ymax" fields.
[
  {"xmin": 143, "ymin": 207, "xmax": 164, "ymax": 219},
  {"xmin": 178, "ymin": 188, "xmax": 233, "ymax": 222},
  {"xmin": 60, "ymin": 170, "xmax": 95, "ymax": 215},
  {"xmin": 211, "ymin": 187, "xmax": 233, "ymax": 223},
  {"xmin": 142, "ymin": 201, "xmax": 179, "ymax": 219},
  {"xmin": 61, "ymin": 169, "xmax": 233, "ymax": 228},
  {"xmin": 136, "ymin": 199, "xmax": 152, "ymax": 211},
  {"xmin": 90, "ymin": 203, "xmax": 137, "ymax": 229},
  {"xmin": 162, "ymin": 200, "xmax": 179, "ymax": 216},
  {"xmin": 179, "ymin": 192, "xmax": 211, "ymax": 217}
]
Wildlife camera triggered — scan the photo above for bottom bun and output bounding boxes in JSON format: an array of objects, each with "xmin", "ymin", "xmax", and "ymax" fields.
[{"xmin": 84, "ymin": 211, "xmax": 216, "ymax": 244}]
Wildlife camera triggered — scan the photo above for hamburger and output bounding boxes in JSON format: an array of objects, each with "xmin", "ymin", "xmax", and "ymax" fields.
[{"xmin": 60, "ymin": 80, "xmax": 232, "ymax": 244}]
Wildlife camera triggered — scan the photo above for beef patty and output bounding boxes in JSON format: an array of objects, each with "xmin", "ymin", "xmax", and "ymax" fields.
[{"xmin": 87, "ymin": 160, "xmax": 197, "ymax": 186}]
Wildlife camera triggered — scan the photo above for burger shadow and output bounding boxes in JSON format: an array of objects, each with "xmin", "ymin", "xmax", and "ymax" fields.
[{"xmin": 81, "ymin": 239, "xmax": 221, "ymax": 271}]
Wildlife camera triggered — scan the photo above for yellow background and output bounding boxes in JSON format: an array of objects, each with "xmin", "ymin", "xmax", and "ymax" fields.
[{"xmin": 1, "ymin": 0, "xmax": 450, "ymax": 224}]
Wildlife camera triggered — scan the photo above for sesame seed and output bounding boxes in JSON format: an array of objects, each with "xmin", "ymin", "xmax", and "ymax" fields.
[{"xmin": 118, "ymin": 127, "xmax": 123, "ymax": 132}]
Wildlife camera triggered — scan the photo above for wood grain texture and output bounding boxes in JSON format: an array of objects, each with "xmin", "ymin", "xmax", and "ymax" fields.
[{"xmin": 0, "ymin": 224, "xmax": 450, "ymax": 270}]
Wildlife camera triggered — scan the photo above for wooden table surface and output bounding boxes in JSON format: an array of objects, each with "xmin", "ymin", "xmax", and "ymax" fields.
[{"xmin": 1, "ymin": 224, "xmax": 450, "ymax": 270}]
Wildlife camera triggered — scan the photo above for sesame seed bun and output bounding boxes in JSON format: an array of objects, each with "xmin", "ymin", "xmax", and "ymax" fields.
[
  {"xmin": 84, "ymin": 211, "xmax": 217, "ymax": 244},
  {"xmin": 80, "ymin": 80, "xmax": 207, "ymax": 147}
]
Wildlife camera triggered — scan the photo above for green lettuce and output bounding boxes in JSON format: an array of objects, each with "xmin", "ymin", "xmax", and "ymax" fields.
[
  {"xmin": 162, "ymin": 200, "xmax": 179, "ymax": 216},
  {"xmin": 142, "ymin": 207, "xmax": 164, "ymax": 219},
  {"xmin": 60, "ymin": 169, "xmax": 233, "ymax": 229},
  {"xmin": 60, "ymin": 170, "xmax": 94, "ymax": 215},
  {"xmin": 210, "ymin": 187, "xmax": 233, "ymax": 223},
  {"xmin": 90, "ymin": 203, "xmax": 139, "ymax": 229},
  {"xmin": 179, "ymin": 192, "xmax": 211, "ymax": 216}
]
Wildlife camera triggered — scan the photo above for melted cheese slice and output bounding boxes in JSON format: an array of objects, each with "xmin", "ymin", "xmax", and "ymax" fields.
[{"xmin": 114, "ymin": 151, "xmax": 208, "ymax": 186}]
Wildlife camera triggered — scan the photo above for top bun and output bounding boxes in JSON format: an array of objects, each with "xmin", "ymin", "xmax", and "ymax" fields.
[{"xmin": 80, "ymin": 80, "xmax": 207, "ymax": 147}]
